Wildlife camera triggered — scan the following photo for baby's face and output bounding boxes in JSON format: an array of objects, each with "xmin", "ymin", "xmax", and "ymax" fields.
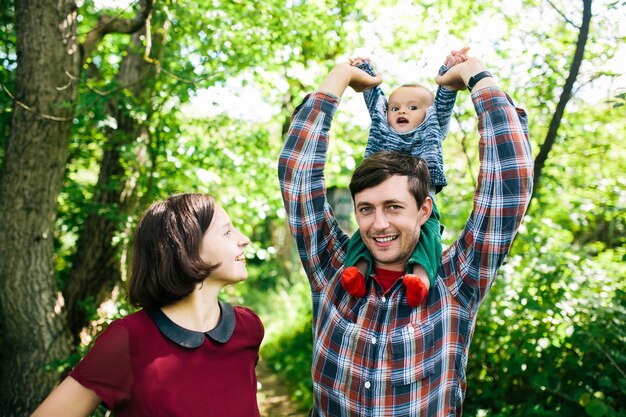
[{"xmin": 387, "ymin": 86, "xmax": 433, "ymax": 132}]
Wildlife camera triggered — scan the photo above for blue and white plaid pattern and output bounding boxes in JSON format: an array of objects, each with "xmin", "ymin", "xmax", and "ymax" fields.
[{"xmin": 278, "ymin": 87, "xmax": 533, "ymax": 416}]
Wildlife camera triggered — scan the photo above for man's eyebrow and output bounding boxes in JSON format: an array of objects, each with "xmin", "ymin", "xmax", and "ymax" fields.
[
  {"xmin": 383, "ymin": 199, "xmax": 404, "ymax": 205},
  {"xmin": 356, "ymin": 199, "xmax": 404, "ymax": 207}
]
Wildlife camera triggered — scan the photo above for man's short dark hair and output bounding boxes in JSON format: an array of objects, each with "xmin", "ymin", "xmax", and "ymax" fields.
[
  {"xmin": 349, "ymin": 151, "xmax": 430, "ymax": 207},
  {"xmin": 128, "ymin": 193, "xmax": 221, "ymax": 309}
]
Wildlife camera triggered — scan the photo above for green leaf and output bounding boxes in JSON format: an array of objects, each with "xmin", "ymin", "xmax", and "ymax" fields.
[{"xmin": 585, "ymin": 399, "xmax": 608, "ymax": 417}]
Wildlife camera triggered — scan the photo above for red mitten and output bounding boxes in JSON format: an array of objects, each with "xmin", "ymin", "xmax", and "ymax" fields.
[
  {"xmin": 403, "ymin": 274, "xmax": 428, "ymax": 307},
  {"xmin": 341, "ymin": 266, "xmax": 366, "ymax": 297}
]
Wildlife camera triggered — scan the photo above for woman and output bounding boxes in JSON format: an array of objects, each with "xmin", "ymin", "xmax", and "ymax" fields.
[{"xmin": 32, "ymin": 193, "xmax": 264, "ymax": 417}]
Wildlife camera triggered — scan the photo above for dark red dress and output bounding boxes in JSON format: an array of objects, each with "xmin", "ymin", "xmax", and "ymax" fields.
[{"xmin": 70, "ymin": 301, "xmax": 264, "ymax": 416}]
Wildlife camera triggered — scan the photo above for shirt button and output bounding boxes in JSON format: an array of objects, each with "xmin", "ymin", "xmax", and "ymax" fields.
[
  {"xmin": 365, "ymin": 381, "xmax": 371, "ymax": 389},
  {"xmin": 407, "ymin": 325, "xmax": 415, "ymax": 334},
  {"xmin": 371, "ymin": 336, "xmax": 377, "ymax": 345},
  {"xmin": 381, "ymin": 296, "xmax": 387, "ymax": 303}
]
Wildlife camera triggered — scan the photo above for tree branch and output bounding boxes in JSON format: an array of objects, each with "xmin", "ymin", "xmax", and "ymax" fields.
[
  {"xmin": 530, "ymin": 0, "xmax": 592, "ymax": 205},
  {"xmin": 0, "ymin": 81, "xmax": 73, "ymax": 121},
  {"xmin": 80, "ymin": 0, "xmax": 154, "ymax": 64},
  {"xmin": 546, "ymin": 0, "xmax": 580, "ymax": 29}
]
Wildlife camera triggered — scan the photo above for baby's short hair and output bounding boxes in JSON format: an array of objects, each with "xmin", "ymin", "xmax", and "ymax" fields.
[{"xmin": 393, "ymin": 84, "xmax": 435, "ymax": 105}]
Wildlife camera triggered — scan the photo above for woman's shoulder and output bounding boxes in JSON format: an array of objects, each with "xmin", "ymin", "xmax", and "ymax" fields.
[
  {"xmin": 233, "ymin": 305, "xmax": 262, "ymax": 325},
  {"xmin": 103, "ymin": 309, "xmax": 152, "ymax": 335},
  {"xmin": 110, "ymin": 308, "xmax": 148, "ymax": 324},
  {"xmin": 232, "ymin": 305, "xmax": 264, "ymax": 340}
]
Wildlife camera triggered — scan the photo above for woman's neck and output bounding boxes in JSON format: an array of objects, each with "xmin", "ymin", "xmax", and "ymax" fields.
[{"xmin": 161, "ymin": 283, "xmax": 222, "ymax": 332}]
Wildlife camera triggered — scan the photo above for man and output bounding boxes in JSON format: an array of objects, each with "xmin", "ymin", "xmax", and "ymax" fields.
[{"xmin": 277, "ymin": 55, "xmax": 533, "ymax": 416}]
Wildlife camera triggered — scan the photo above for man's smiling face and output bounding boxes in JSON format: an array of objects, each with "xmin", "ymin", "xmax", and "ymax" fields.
[{"xmin": 354, "ymin": 175, "xmax": 431, "ymax": 271}]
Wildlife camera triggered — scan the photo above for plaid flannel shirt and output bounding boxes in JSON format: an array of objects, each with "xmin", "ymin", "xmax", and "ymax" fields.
[{"xmin": 277, "ymin": 86, "xmax": 533, "ymax": 417}]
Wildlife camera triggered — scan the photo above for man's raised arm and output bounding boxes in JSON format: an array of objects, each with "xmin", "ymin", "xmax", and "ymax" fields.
[
  {"xmin": 277, "ymin": 63, "xmax": 381, "ymax": 291},
  {"xmin": 437, "ymin": 57, "xmax": 534, "ymax": 311}
]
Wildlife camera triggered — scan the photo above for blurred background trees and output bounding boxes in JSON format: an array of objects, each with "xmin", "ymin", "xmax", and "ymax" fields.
[{"xmin": 0, "ymin": 0, "xmax": 624, "ymax": 416}]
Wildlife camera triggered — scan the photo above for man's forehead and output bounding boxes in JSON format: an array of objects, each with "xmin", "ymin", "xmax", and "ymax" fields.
[{"xmin": 354, "ymin": 176, "xmax": 413, "ymax": 204}]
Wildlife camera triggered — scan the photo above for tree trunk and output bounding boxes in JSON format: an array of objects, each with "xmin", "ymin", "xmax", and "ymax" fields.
[
  {"xmin": 0, "ymin": 1, "xmax": 79, "ymax": 413},
  {"xmin": 0, "ymin": 1, "xmax": 152, "ymax": 413},
  {"xmin": 327, "ymin": 187, "xmax": 357, "ymax": 234},
  {"xmin": 63, "ymin": 26, "xmax": 164, "ymax": 339}
]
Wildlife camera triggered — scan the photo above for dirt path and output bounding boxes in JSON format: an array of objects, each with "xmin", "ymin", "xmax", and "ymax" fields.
[{"xmin": 256, "ymin": 359, "xmax": 307, "ymax": 417}]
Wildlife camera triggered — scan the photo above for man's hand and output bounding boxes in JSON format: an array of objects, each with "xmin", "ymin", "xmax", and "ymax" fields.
[
  {"xmin": 436, "ymin": 57, "xmax": 495, "ymax": 92},
  {"xmin": 348, "ymin": 62, "xmax": 383, "ymax": 92},
  {"xmin": 319, "ymin": 62, "xmax": 383, "ymax": 97}
]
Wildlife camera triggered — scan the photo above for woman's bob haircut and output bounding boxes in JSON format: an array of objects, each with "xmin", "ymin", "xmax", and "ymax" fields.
[{"xmin": 128, "ymin": 193, "xmax": 221, "ymax": 309}]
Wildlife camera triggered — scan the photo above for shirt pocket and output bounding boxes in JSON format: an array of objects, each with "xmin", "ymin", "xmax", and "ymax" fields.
[
  {"xmin": 389, "ymin": 321, "xmax": 435, "ymax": 386},
  {"xmin": 326, "ymin": 277, "xmax": 361, "ymax": 324},
  {"xmin": 312, "ymin": 306, "xmax": 360, "ymax": 392}
]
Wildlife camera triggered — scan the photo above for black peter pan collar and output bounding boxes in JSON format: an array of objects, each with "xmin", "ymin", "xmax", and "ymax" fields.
[{"xmin": 147, "ymin": 300, "xmax": 236, "ymax": 348}]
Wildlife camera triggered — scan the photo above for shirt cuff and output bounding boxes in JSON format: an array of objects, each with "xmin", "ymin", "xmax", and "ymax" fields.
[
  {"xmin": 437, "ymin": 85, "xmax": 458, "ymax": 95},
  {"xmin": 300, "ymin": 90, "xmax": 341, "ymax": 118},
  {"xmin": 471, "ymin": 86, "xmax": 516, "ymax": 114}
]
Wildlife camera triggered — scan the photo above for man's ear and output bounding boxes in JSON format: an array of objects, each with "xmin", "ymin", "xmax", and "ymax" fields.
[{"xmin": 418, "ymin": 196, "xmax": 433, "ymax": 226}]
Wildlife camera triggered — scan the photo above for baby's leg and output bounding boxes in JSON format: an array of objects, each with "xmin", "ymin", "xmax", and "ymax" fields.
[
  {"xmin": 403, "ymin": 264, "xmax": 430, "ymax": 307},
  {"xmin": 410, "ymin": 263, "xmax": 431, "ymax": 293},
  {"xmin": 352, "ymin": 258, "xmax": 368, "ymax": 278}
]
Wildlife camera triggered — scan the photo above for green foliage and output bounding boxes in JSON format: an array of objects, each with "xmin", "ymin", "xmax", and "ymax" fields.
[
  {"xmin": 260, "ymin": 281, "xmax": 315, "ymax": 413},
  {"xmin": 262, "ymin": 315, "xmax": 314, "ymax": 413},
  {"xmin": 531, "ymin": 102, "xmax": 626, "ymax": 251},
  {"xmin": 3, "ymin": 0, "xmax": 626, "ymax": 413},
  {"xmin": 54, "ymin": 0, "xmax": 361, "ymax": 291},
  {"xmin": 464, "ymin": 234, "xmax": 626, "ymax": 416},
  {"xmin": 0, "ymin": 0, "xmax": 15, "ymax": 168}
]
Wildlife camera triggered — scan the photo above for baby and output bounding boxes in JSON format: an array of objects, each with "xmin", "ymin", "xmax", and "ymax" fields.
[{"xmin": 341, "ymin": 48, "xmax": 468, "ymax": 306}]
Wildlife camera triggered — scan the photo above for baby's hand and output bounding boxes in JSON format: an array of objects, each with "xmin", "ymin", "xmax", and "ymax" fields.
[
  {"xmin": 444, "ymin": 46, "xmax": 470, "ymax": 68},
  {"xmin": 349, "ymin": 57, "xmax": 371, "ymax": 67}
]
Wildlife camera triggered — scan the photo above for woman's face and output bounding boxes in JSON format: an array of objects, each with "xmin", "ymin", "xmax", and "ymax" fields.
[{"xmin": 199, "ymin": 206, "xmax": 250, "ymax": 284}]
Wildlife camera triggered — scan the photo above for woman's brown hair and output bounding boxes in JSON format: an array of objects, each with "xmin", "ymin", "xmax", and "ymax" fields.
[{"xmin": 128, "ymin": 193, "xmax": 221, "ymax": 308}]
